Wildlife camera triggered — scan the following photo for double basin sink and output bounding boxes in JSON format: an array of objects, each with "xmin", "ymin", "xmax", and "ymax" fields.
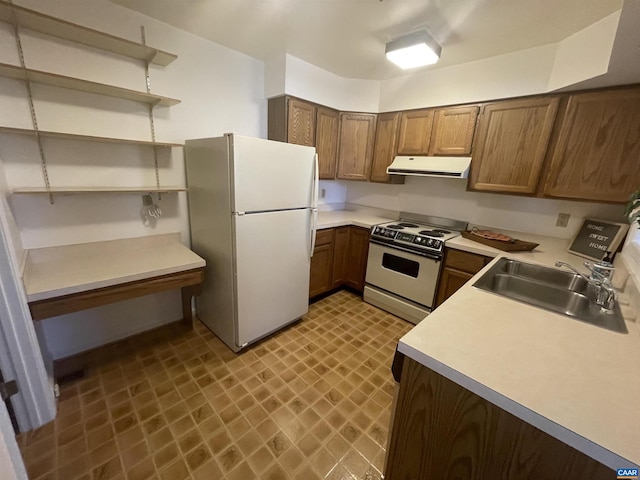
[{"xmin": 473, "ymin": 258, "xmax": 627, "ymax": 334}]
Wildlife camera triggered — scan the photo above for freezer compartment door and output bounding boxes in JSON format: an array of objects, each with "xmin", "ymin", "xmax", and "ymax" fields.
[
  {"xmin": 234, "ymin": 208, "xmax": 311, "ymax": 347},
  {"xmin": 230, "ymin": 135, "xmax": 316, "ymax": 213}
]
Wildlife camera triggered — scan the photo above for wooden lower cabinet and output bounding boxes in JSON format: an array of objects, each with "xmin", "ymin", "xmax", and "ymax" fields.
[
  {"xmin": 331, "ymin": 227, "xmax": 350, "ymax": 288},
  {"xmin": 309, "ymin": 229, "xmax": 334, "ymax": 298},
  {"xmin": 435, "ymin": 248, "xmax": 491, "ymax": 307},
  {"xmin": 344, "ymin": 226, "xmax": 369, "ymax": 292},
  {"xmin": 435, "ymin": 268, "xmax": 474, "ymax": 307},
  {"xmin": 385, "ymin": 357, "xmax": 612, "ymax": 480},
  {"xmin": 309, "ymin": 226, "xmax": 370, "ymax": 298}
]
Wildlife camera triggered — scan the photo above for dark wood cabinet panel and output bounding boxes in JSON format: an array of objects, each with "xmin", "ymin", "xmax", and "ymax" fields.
[
  {"xmin": 397, "ymin": 109, "xmax": 434, "ymax": 155},
  {"xmin": 344, "ymin": 227, "xmax": 370, "ymax": 292},
  {"xmin": 444, "ymin": 248, "xmax": 490, "ymax": 274},
  {"xmin": 267, "ymin": 96, "xmax": 287, "ymax": 143},
  {"xmin": 435, "ymin": 267, "xmax": 474, "ymax": 307},
  {"xmin": 287, "ymin": 98, "xmax": 316, "ymax": 146},
  {"xmin": 430, "ymin": 105, "xmax": 479, "ymax": 156},
  {"xmin": 331, "ymin": 227, "xmax": 350, "ymax": 288},
  {"xmin": 336, "ymin": 113, "xmax": 377, "ymax": 181},
  {"xmin": 370, "ymin": 112, "xmax": 403, "ymax": 184},
  {"xmin": 309, "ymin": 242, "xmax": 333, "ymax": 298},
  {"xmin": 435, "ymin": 248, "xmax": 491, "ymax": 307},
  {"xmin": 316, "ymin": 106, "xmax": 339, "ymax": 179},
  {"xmin": 309, "ymin": 226, "xmax": 370, "ymax": 297},
  {"xmin": 543, "ymin": 87, "xmax": 640, "ymax": 203},
  {"xmin": 386, "ymin": 357, "xmax": 612, "ymax": 480},
  {"xmin": 469, "ymin": 97, "xmax": 559, "ymax": 194}
]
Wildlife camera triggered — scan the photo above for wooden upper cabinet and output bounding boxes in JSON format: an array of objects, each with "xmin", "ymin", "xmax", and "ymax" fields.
[
  {"xmin": 430, "ymin": 105, "xmax": 479, "ymax": 156},
  {"xmin": 315, "ymin": 106, "xmax": 339, "ymax": 179},
  {"xmin": 370, "ymin": 112, "xmax": 403, "ymax": 183},
  {"xmin": 287, "ymin": 98, "xmax": 316, "ymax": 146},
  {"xmin": 469, "ymin": 97, "xmax": 559, "ymax": 194},
  {"xmin": 336, "ymin": 113, "xmax": 377, "ymax": 181},
  {"xmin": 397, "ymin": 109, "xmax": 434, "ymax": 155},
  {"xmin": 543, "ymin": 87, "xmax": 640, "ymax": 203}
]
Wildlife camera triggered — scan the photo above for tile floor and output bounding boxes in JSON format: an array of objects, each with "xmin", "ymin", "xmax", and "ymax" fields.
[{"xmin": 17, "ymin": 290, "xmax": 412, "ymax": 480}]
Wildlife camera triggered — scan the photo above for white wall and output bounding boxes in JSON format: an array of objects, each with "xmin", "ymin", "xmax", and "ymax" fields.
[
  {"xmin": 266, "ymin": 54, "xmax": 381, "ymax": 112},
  {"xmin": 0, "ymin": 0, "xmax": 266, "ymax": 359},
  {"xmin": 378, "ymin": 44, "xmax": 557, "ymax": 111},
  {"xmin": 318, "ymin": 180, "xmax": 348, "ymax": 207},
  {"xmin": 548, "ymin": 11, "xmax": 620, "ymax": 91},
  {"xmin": 346, "ymin": 177, "xmax": 624, "ymax": 239}
]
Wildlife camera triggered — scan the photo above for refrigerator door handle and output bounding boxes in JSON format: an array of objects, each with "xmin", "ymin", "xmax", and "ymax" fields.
[
  {"xmin": 312, "ymin": 153, "xmax": 319, "ymax": 209},
  {"xmin": 309, "ymin": 208, "xmax": 317, "ymax": 258}
]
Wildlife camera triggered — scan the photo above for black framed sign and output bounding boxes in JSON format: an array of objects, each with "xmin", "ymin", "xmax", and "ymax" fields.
[{"xmin": 568, "ymin": 218, "xmax": 629, "ymax": 261}]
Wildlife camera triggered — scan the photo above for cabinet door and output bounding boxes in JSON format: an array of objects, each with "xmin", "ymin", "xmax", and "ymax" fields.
[
  {"xmin": 288, "ymin": 98, "xmax": 316, "ymax": 146},
  {"xmin": 309, "ymin": 229, "xmax": 334, "ymax": 298},
  {"xmin": 435, "ymin": 267, "xmax": 474, "ymax": 307},
  {"xmin": 544, "ymin": 88, "xmax": 640, "ymax": 203},
  {"xmin": 316, "ymin": 106, "xmax": 339, "ymax": 179},
  {"xmin": 469, "ymin": 97, "xmax": 559, "ymax": 194},
  {"xmin": 331, "ymin": 227, "xmax": 350, "ymax": 288},
  {"xmin": 344, "ymin": 227, "xmax": 370, "ymax": 292},
  {"xmin": 370, "ymin": 112, "xmax": 403, "ymax": 183},
  {"xmin": 430, "ymin": 105, "xmax": 479, "ymax": 156},
  {"xmin": 397, "ymin": 109, "xmax": 434, "ymax": 155},
  {"xmin": 336, "ymin": 113, "xmax": 377, "ymax": 181}
]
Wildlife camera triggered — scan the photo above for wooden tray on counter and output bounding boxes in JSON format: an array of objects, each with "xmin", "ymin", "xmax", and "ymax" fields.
[{"xmin": 461, "ymin": 231, "xmax": 539, "ymax": 252}]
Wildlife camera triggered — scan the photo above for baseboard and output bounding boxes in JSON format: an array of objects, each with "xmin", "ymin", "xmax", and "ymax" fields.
[{"xmin": 53, "ymin": 318, "xmax": 189, "ymax": 382}]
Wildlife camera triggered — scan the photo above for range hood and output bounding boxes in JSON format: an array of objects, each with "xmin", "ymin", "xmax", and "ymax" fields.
[{"xmin": 386, "ymin": 156, "xmax": 472, "ymax": 178}]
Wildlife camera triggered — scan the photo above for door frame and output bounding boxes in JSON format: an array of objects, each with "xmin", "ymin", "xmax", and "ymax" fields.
[
  {"xmin": 0, "ymin": 200, "xmax": 56, "ymax": 432},
  {"xmin": 0, "ymin": 397, "xmax": 26, "ymax": 479}
]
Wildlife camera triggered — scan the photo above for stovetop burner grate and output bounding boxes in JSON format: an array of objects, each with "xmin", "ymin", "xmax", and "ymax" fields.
[{"xmin": 418, "ymin": 230, "xmax": 445, "ymax": 238}]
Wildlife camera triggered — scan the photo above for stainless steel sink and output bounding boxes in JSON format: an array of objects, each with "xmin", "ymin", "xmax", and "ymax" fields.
[
  {"xmin": 494, "ymin": 258, "xmax": 590, "ymax": 294},
  {"xmin": 474, "ymin": 258, "xmax": 627, "ymax": 334}
]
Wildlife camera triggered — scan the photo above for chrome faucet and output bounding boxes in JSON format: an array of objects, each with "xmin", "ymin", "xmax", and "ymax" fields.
[{"xmin": 555, "ymin": 261, "xmax": 617, "ymax": 313}]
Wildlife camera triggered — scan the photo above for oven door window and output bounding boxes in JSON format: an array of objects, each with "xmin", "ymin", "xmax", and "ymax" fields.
[{"xmin": 382, "ymin": 253, "xmax": 420, "ymax": 278}]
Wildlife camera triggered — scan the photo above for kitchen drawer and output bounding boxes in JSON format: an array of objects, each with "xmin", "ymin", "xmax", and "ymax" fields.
[
  {"xmin": 444, "ymin": 248, "xmax": 490, "ymax": 274},
  {"xmin": 315, "ymin": 229, "xmax": 334, "ymax": 246}
]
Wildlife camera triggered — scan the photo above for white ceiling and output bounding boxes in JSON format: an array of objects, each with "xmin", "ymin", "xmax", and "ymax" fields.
[{"xmin": 110, "ymin": 0, "xmax": 623, "ymax": 80}]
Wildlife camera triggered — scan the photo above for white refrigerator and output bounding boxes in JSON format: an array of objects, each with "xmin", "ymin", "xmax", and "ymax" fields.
[{"xmin": 185, "ymin": 134, "xmax": 318, "ymax": 352}]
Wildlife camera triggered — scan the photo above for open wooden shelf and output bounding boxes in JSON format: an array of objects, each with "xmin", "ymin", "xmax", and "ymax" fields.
[
  {"xmin": 0, "ymin": 1, "xmax": 177, "ymax": 66},
  {"xmin": 0, "ymin": 126, "xmax": 182, "ymax": 147},
  {"xmin": 0, "ymin": 62, "xmax": 180, "ymax": 107},
  {"xmin": 12, "ymin": 186, "xmax": 187, "ymax": 195}
]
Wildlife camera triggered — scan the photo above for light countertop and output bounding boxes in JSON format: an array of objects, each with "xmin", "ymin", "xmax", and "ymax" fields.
[
  {"xmin": 399, "ymin": 228, "xmax": 640, "ymax": 469},
  {"xmin": 316, "ymin": 209, "xmax": 395, "ymax": 230},
  {"xmin": 23, "ymin": 234, "xmax": 206, "ymax": 302}
]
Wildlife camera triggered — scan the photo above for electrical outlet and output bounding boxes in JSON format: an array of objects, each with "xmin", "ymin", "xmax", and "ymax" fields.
[
  {"xmin": 556, "ymin": 213, "xmax": 570, "ymax": 227},
  {"xmin": 320, "ymin": 188, "xmax": 326, "ymax": 198}
]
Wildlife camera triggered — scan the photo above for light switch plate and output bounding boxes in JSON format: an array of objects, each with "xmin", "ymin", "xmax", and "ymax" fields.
[{"xmin": 556, "ymin": 213, "xmax": 570, "ymax": 227}]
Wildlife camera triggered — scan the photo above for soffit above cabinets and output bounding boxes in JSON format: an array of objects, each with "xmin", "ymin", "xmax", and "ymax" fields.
[{"xmin": 110, "ymin": 0, "xmax": 621, "ymax": 80}]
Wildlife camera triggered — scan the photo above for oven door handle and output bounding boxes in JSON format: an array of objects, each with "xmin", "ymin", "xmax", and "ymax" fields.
[{"xmin": 369, "ymin": 238, "xmax": 442, "ymax": 261}]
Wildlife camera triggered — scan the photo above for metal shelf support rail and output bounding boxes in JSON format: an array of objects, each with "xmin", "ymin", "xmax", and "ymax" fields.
[
  {"xmin": 141, "ymin": 26, "xmax": 162, "ymax": 201},
  {"xmin": 8, "ymin": 0, "xmax": 53, "ymax": 204}
]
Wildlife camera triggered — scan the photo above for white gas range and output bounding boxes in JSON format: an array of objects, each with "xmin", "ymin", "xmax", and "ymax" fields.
[{"xmin": 363, "ymin": 213, "xmax": 467, "ymax": 324}]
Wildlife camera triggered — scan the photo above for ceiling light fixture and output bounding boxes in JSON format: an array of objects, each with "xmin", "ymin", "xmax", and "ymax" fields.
[{"xmin": 385, "ymin": 30, "xmax": 441, "ymax": 70}]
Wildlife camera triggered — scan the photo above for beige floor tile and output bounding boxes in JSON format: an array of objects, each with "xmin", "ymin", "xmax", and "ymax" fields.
[{"xmin": 18, "ymin": 291, "xmax": 411, "ymax": 480}]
